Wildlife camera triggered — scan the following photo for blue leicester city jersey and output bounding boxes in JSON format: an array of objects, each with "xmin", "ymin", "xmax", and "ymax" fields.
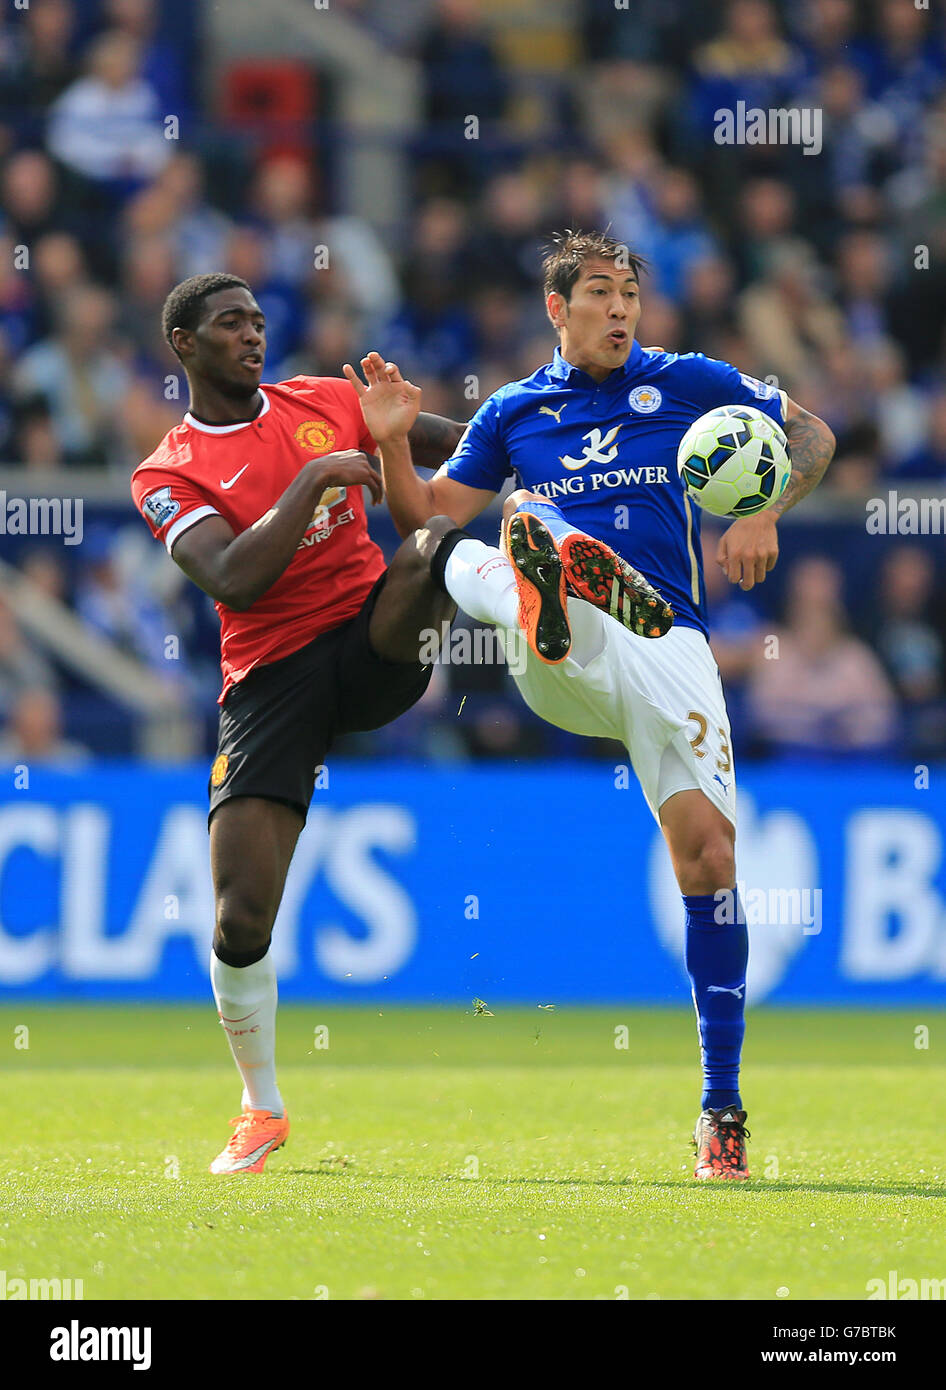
[{"xmin": 443, "ymin": 341, "xmax": 787, "ymax": 637}]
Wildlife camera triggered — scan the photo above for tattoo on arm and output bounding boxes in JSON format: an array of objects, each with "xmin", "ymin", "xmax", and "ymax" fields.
[
  {"xmin": 407, "ymin": 413, "xmax": 466, "ymax": 470},
  {"xmin": 773, "ymin": 407, "xmax": 836, "ymax": 517}
]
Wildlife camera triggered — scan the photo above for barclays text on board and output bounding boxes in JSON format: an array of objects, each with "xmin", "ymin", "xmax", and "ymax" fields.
[{"xmin": 1, "ymin": 764, "xmax": 945, "ymax": 1003}]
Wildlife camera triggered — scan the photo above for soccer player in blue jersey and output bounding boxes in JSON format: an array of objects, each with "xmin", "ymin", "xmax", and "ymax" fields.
[{"xmin": 345, "ymin": 230, "xmax": 836, "ymax": 1179}]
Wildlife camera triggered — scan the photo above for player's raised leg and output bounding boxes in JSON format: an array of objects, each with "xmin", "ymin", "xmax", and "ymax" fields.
[
  {"xmin": 426, "ymin": 489, "xmax": 659, "ymax": 668},
  {"xmin": 506, "ymin": 490, "xmax": 674, "ymax": 639},
  {"xmin": 366, "ymin": 515, "xmax": 459, "ymax": 663},
  {"xmin": 206, "ymin": 796, "xmax": 301, "ymax": 1174},
  {"xmin": 659, "ymin": 789, "xmax": 750, "ymax": 1180}
]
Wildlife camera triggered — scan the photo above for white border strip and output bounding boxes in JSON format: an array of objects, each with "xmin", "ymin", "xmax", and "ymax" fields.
[{"xmin": 165, "ymin": 505, "xmax": 221, "ymax": 554}]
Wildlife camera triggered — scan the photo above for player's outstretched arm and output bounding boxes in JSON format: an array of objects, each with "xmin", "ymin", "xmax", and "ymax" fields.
[
  {"xmin": 171, "ymin": 451, "xmax": 382, "ymax": 611},
  {"xmin": 772, "ymin": 399, "xmax": 837, "ymax": 519},
  {"xmin": 717, "ymin": 398, "xmax": 835, "ymax": 591},
  {"xmin": 407, "ymin": 412, "xmax": 466, "ymax": 470},
  {"xmin": 345, "ymin": 353, "xmax": 495, "ymax": 538}
]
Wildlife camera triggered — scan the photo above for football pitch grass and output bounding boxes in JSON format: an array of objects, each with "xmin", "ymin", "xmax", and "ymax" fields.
[{"xmin": 2, "ymin": 1005, "xmax": 943, "ymax": 1301}]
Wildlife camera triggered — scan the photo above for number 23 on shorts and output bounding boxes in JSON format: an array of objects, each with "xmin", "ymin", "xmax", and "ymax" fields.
[{"xmin": 687, "ymin": 709, "xmax": 732, "ymax": 773}]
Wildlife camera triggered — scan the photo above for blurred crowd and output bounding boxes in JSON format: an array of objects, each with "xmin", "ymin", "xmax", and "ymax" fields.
[{"xmin": 0, "ymin": 0, "xmax": 945, "ymax": 764}]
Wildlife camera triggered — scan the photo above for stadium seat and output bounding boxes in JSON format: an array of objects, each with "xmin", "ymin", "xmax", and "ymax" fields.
[{"xmin": 219, "ymin": 61, "xmax": 317, "ymax": 158}]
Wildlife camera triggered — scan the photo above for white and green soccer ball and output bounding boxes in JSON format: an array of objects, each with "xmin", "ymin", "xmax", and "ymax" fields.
[{"xmin": 676, "ymin": 405, "xmax": 791, "ymax": 517}]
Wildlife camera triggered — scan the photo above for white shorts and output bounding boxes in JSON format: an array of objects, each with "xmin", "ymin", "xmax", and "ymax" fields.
[{"xmin": 502, "ymin": 602, "xmax": 736, "ymax": 827}]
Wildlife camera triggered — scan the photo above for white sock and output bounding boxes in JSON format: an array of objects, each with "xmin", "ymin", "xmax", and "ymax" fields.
[
  {"xmin": 210, "ymin": 949, "xmax": 284, "ymax": 1115},
  {"xmin": 444, "ymin": 539, "xmax": 519, "ymax": 630},
  {"xmin": 444, "ymin": 536, "xmax": 607, "ymax": 670}
]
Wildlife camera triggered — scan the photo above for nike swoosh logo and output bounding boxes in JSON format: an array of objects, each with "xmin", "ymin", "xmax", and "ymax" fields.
[{"xmin": 220, "ymin": 465, "xmax": 249, "ymax": 489}]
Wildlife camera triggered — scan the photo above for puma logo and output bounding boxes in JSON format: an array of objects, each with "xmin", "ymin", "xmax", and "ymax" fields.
[
  {"xmin": 539, "ymin": 403, "xmax": 566, "ymax": 423},
  {"xmin": 707, "ymin": 984, "xmax": 745, "ymax": 999}
]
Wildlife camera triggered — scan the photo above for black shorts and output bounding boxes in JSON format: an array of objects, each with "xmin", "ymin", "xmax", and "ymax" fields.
[{"xmin": 207, "ymin": 574, "xmax": 432, "ymax": 825}]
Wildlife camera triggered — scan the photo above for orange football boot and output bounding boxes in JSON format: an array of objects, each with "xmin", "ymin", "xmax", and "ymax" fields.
[
  {"xmin": 692, "ymin": 1105, "xmax": 750, "ymax": 1180},
  {"xmin": 558, "ymin": 532, "xmax": 674, "ymax": 638},
  {"xmin": 501, "ymin": 512, "xmax": 571, "ymax": 663},
  {"xmin": 209, "ymin": 1106, "xmax": 289, "ymax": 1175}
]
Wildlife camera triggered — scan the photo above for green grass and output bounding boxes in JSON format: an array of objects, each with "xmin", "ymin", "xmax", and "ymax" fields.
[{"xmin": 1, "ymin": 1006, "xmax": 944, "ymax": 1300}]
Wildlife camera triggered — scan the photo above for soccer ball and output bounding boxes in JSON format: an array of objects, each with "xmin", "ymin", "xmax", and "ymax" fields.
[{"xmin": 676, "ymin": 405, "xmax": 791, "ymax": 517}]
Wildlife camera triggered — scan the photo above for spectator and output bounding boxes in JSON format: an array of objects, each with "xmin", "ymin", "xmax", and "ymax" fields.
[
  {"xmin": 1, "ymin": 0, "xmax": 78, "ymax": 123},
  {"xmin": 118, "ymin": 233, "xmax": 177, "ymax": 366},
  {"xmin": 103, "ymin": 0, "xmax": 191, "ymax": 116},
  {"xmin": 418, "ymin": 0, "xmax": 507, "ymax": 128},
  {"xmin": 746, "ymin": 556, "xmax": 898, "ymax": 755},
  {"xmin": 0, "ymin": 687, "xmax": 89, "ymax": 766},
  {"xmin": 382, "ymin": 198, "xmax": 476, "ymax": 380},
  {"xmin": 74, "ymin": 525, "xmax": 182, "ymax": 683},
  {"xmin": 733, "ymin": 178, "xmax": 800, "ymax": 285},
  {"xmin": 680, "ymin": 253, "xmax": 739, "ymax": 357},
  {"xmin": 1, "ymin": 150, "xmax": 63, "ymax": 247},
  {"xmin": 691, "ymin": 0, "xmax": 805, "ymax": 142},
  {"xmin": 46, "ymin": 30, "xmax": 169, "ymax": 192},
  {"xmin": 793, "ymin": 0, "xmax": 863, "ymax": 79},
  {"xmin": 30, "ymin": 232, "xmax": 89, "ymax": 339},
  {"xmin": 467, "ymin": 171, "xmax": 545, "ymax": 296},
  {"xmin": 0, "ymin": 597, "xmax": 58, "ymax": 719},
  {"xmin": 0, "ymin": 232, "xmax": 37, "ymax": 357},
  {"xmin": 155, "ymin": 153, "xmax": 232, "ymax": 280},
  {"xmin": 867, "ymin": 545, "xmax": 946, "ymax": 759},
  {"xmin": 12, "ymin": 284, "xmax": 131, "ymax": 466},
  {"xmin": 816, "ymin": 63, "xmax": 899, "ymax": 226},
  {"xmin": 20, "ymin": 550, "xmax": 68, "ymax": 604},
  {"xmin": 12, "ymin": 396, "xmax": 65, "ymax": 471},
  {"xmin": 415, "ymin": 0, "xmax": 508, "ymax": 192},
  {"xmin": 895, "ymin": 390, "xmax": 946, "ymax": 481},
  {"xmin": 834, "ymin": 229, "xmax": 892, "ymax": 346},
  {"xmin": 860, "ymin": 339, "xmax": 929, "ymax": 469},
  {"xmin": 868, "ymin": 546, "xmax": 944, "ymax": 701},
  {"xmin": 823, "ymin": 420, "xmax": 881, "ymax": 497},
  {"xmin": 648, "ymin": 167, "xmax": 716, "ymax": 303},
  {"xmin": 738, "ymin": 243, "xmax": 845, "ymax": 388}
]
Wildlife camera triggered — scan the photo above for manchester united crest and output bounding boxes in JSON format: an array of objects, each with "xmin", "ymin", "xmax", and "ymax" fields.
[
  {"xmin": 294, "ymin": 420, "xmax": 336, "ymax": 453},
  {"xmin": 210, "ymin": 754, "xmax": 229, "ymax": 787}
]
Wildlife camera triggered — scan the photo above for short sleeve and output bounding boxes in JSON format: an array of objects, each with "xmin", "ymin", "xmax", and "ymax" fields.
[
  {"xmin": 677, "ymin": 354, "xmax": 787, "ymax": 426},
  {"xmin": 131, "ymin": 468, "xmax": 221, "ymax": 555},
  {"xmin": 439, "ymin": 393, "xmax": 510, "ymax": 493}
]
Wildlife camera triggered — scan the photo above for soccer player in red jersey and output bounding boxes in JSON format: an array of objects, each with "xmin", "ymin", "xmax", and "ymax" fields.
[{"xmin": 131, "ymin": 273, "xmax": 464, "ymax": 1173}]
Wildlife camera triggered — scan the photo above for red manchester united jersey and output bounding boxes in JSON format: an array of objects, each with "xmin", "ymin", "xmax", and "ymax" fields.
[{"xmin": 131, "ymin": 376, "xmax": 386, "ymax": 701}]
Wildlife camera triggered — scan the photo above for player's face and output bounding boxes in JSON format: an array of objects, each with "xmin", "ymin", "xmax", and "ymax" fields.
[
  {"xmin": 186, "ymin": 287, "xmax": 267, "ymax": 398},
  {"xmin": 550, "ymin": 259, "xmax": 641, "ymax": 381}
]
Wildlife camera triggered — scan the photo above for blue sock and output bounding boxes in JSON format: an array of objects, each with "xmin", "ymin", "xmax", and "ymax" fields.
[
  {"xmin": 683, "ymin": 890, "xmax": 747, "ymax": 1113},
  {"xmin": 513, "ymin": 498, "xmax": 579, "ymax": 547}
]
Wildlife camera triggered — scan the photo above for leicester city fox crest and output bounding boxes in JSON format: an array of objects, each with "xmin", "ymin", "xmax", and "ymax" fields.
[{"xmin": 628, "ymin": 385, "xmax": 662, "ymax": 414}]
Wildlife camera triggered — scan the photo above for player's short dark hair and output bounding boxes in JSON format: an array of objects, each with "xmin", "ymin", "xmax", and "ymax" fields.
[
  {"xmin": 542, "ymin": 230, "xmax": 646, "ymax": 302},
  {"xmin": 161, "ymin": 273, "xmax": 251, "ymax": 358}
]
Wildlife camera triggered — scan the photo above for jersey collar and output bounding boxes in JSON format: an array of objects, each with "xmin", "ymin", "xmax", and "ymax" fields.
[
  {"xmin": 184, "ymin": 389, "xmax": 271, "ymax": 435},
  {"xmin": 547, "ymin": 341, "xmax": 643, "ymax": 388}
]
